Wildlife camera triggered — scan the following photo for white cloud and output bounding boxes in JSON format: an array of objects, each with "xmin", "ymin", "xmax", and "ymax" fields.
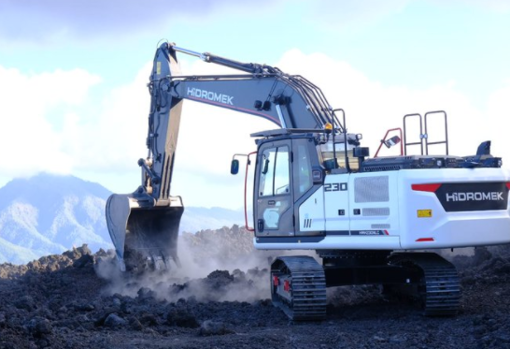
[
  {"xmin": 484, "ymin": 79, "xmax": 510, "ymax": 158},
  {"xmin": 0, "ymin": 0, "xmax": 285, "ymax": 45},
  {"xmin": 302, "ymin": 0, "xmax": 410, "ymax": 30},
  {"xmin": 428, "ymin": 0, "xmax": 510, "ymax": 13},
  {"xmin": 0, "ymin": 66, "xmax": 101, "ymax": 177},
  {"xmin": 64, "ymin": 62, "xmax": 152, "ymax": 172}
]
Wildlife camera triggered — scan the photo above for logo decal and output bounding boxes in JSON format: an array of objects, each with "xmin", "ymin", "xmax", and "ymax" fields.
[
  {"xmin": 187, "ymin": 88, "xmax": 234, "ymax": 105},
  {"xmin": 445, "ymin": 192, "xmax": 504, "ymax": 202},
  {"xmin": 435, "ymin": 182, "xmax": 509, "ymax": 212}
]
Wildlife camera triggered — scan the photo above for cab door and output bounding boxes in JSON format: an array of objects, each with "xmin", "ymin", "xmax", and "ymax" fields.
[{"xmin": 254, "ymin": 140, "xmax": 294, "ymax": 237}]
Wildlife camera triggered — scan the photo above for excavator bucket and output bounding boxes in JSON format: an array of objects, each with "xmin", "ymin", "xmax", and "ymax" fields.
[{"xmin": 105, "ymin": 193, "xmax": 184, "ymax": 272}]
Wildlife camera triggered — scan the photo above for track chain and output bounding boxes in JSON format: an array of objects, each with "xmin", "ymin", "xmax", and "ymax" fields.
[
  {"xmin": 390, "ymin": 252, "xmax": 460, "ymax": 316},
  {"xmin": 271, "ymin": 256, "xmax": 327, "ymax": 321}
]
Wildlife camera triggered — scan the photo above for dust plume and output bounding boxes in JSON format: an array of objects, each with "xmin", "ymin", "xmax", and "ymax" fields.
[{"xmin": 95, "ymin": 225, "xmax": 312, "ymax": 303}]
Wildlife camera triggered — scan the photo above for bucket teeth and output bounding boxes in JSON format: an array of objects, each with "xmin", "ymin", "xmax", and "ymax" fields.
[
  {"xmin": 151, "ymin": 255, "xmax": 168, "ymax": 271},
  {"xmin": 116, "ymin": 257, "xmax": 127, "ymax": 272}
]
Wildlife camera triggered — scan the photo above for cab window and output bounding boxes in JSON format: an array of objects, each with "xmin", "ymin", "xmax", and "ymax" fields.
[
  {"xmin": 259, "ymin": 146, "xmax": 290, "ymax": 197},
  {"xmin": 294, "ymin": 143, "xmax": 312, "ymax": 196}
]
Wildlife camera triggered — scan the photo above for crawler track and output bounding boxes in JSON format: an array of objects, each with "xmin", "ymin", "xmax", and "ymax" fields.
[
  {"xmin": 390, "ymin": 252, "xmax": 461, "ymax": 316},
  {"xmin": 270, "ymin": 256, "xmax": 327, "ymax": 321}
]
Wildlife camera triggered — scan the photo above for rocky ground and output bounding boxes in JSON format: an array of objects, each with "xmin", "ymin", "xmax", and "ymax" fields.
[{"xmin": 1, "ymin": 226, "xmax": 510, "ymax": 349}]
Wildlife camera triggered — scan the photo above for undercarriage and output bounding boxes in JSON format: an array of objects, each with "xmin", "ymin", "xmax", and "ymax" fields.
[{"xmin": 270, "ymin": 250, "xmax": 460, "ymax": 321}]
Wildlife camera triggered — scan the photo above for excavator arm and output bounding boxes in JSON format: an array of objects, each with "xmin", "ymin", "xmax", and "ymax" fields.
[{"xmin": 106, "ymin": 42, "xmax": 343, "ymax": 272}]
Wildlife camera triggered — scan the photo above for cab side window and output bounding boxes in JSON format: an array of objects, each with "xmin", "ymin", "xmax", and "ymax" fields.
[
  {"xmin": 259, "ymin": 146, "xmax": 290, "ymax": 197},
  {"xmin": 294, "ymin": 143, "xmax": 312, "ymax": 196}
]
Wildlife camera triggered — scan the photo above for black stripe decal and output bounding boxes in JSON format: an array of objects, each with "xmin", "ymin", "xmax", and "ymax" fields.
[{"xmin": 327, "ymin": 230, "xmax": 387, "ymax": 236}]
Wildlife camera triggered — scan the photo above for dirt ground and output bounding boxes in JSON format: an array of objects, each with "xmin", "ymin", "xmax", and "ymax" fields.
[{"xmin": 1, "ymin": 226, "xmax": 510, "ymax": 349}]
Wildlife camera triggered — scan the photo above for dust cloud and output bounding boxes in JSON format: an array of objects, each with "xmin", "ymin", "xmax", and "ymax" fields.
[
  {"xmin": 95, "ymin": 225, "xmax": 308, "ymax": 303},
  {"xmin": 95, "ymin": 224, "xmax": 510, "ymax": 308}
]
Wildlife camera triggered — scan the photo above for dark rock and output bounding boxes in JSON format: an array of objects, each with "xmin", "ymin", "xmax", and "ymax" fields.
[
  {"xmin": 255, "ymin": 299, "xmax": 272, "ymax": 307},
  {"xmin": 128, "ymin": 316, "xmax": 143, "ymax": 331},
  {"xmin": 26, "ymin": 317, "xmax": 52, "ymax": 337},
  {"xmin": 75, "ymin": 314, "xmax": 91, "ymax": 326},
  {"xmin": 199, "ymin": 320, "xmax": 234, "ymax": 336},
  {"xmin": 73, "ymin": 254, "xmax": 94, "ymax": 268},
  {"xmin": 140, "ymin": 312, "xmax": 159, "ymax": 326},
  {"xmin": 462, "ymin": 276, "xmax": 476, "ymax": 285},
  {"xmin": 389, "ymin": 334, "xmax": 407, "ymax": 343},
  {"xmin": 74, "ymin": 303, "xmax": 95, "ymax": 311},
  {"xmin": 137, "ymin": 287, "xmax": 156, "ymax": 301},
  {"xmin": 76, "ymin": 245, "xmax": 92, "ymax": 256},
  {"xmin": 166, "ymin": 309, "xmax": 199, "ymax": 328},
  {"xmin": 27, "ymin": 260, "xmax": 42, "ymax": 271},
  {"xmin": 169, "ymin": 283, "xmax": 188, "ymax": 296},
  {"xmin": 63, "ymin": 246, "xmax": 83, "ymax": 260},
  {"xmin": 204, "ymin": 270, "xmax": 235, "ymax": 291},
  {"xmin": 496, "ymin": 333, "xmax": 510, "ymax": 343},
  {"xmin": 207, "ymin": 270, "xmax": 234, "ymax": 282},
  {"xmin": 15, "ymin": 295, "xmax": 36, "ymax": 311},
  {"xmin": 35, "ymin": 339, "xmax": 50, "ymax": 348},
  {"xmin": 112, "ymin": 297, "xmax": 122, "ymax": 307},
  {"xmin": 474, "ymin": 247, "xmax": 492, "ymax": 265},
  {"xmin": 373, "ymin": 335, "xmax": 386, "ymax": 342},
  {"xmin": 93, "ymin": 307, "xmax": 118, "ymax": 327},
  {"xmin": 34, "ymin": 307, "xmax": 53, "ymax": 321},
  {"xmin": 57, "ymin": 305, "xmax": 68, "ymax": 316},
  {"xmin": 103, "ymin": 313, "xmax": 127, "ymax": 328}
]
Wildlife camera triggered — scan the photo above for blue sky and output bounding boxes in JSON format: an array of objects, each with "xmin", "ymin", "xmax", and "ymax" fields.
[{"xmin": 1, "ymin": 0, "xmax": 510, "ymax": 209}]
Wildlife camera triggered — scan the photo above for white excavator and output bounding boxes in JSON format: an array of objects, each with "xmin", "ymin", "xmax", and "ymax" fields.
[{"xmin": 106, "ymin": 42, "xmax": 510, "ymax": 321}]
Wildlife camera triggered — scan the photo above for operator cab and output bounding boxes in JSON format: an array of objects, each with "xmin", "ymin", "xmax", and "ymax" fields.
[{"xmin": 231, "ymin": 128, "xmax": 368, "ymax": 239}]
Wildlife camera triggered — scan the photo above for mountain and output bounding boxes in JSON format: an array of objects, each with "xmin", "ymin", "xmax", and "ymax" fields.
[
  {"xmin": 0, "ymin": 173, "xmax": 244, "ymax": 264},
  {"xmin": 0, "ymin": 173, "xmax": 113, "ymax": 264}
]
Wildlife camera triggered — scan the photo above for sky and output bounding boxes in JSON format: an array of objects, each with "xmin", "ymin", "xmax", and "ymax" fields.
[{"xmin": 1, "ymin": 0, "xmax": 510, "ymax": 210}]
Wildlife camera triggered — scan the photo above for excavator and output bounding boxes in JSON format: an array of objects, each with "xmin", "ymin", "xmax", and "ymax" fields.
[{"xmin": 106, "ymin": 42, "xmax": 510, "ymax": 321}]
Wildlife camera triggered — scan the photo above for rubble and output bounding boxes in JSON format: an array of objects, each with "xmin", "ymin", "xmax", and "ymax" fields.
[{"xmin": 0, "ymin": 227, "xmax": 509, "ymax": 348}]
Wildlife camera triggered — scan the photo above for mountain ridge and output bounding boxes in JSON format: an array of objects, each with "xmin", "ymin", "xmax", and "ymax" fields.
[{"xmin": 0, "ymin": 173, "xmax": 244, "ymax": 264}]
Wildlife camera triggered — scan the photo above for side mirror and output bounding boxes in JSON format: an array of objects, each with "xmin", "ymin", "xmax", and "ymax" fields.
[{"xmin": 230, "ymin": 159, "xmax": 239, "ymax": 175}]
